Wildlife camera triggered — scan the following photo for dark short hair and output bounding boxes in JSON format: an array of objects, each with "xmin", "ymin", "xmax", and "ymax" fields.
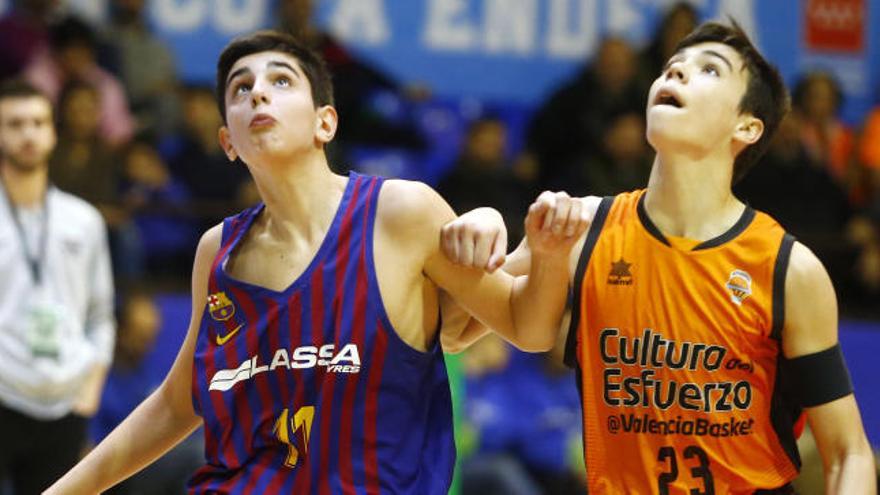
[
  {"xmin": 675, "ymin": 20, "xmax": 789, "ymax": 184},
  {"xmin": 0, "ymin": 78, "xmax": 50, "ymax": 107},
  {"xmin": 49, "ymin": 15, "xmax": 97, "ymax": 51},
  {"xmin": 215, "ymin": 30, "xmax": 334, "ymax": 123},
  {"xmin": 0, "ymin": 80, "xmax": 54, "ymax": 159}
]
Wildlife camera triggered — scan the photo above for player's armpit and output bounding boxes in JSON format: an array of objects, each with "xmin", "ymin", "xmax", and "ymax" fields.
[{"xmin": 438, "ymin": 290, "xmax": 488, "ymax": 353}]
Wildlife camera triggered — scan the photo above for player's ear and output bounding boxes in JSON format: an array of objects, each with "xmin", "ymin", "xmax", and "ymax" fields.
[
  {"xmin": 315, "ymin": 105, "xmax": 338, "ymax": 145},
  {"xmin": 734, "ymin": 116, "xmax": 764, "ymax": 146},
  {"xmin": 218, "ymin": 126, "xmax": 238, "ymax": 162}
]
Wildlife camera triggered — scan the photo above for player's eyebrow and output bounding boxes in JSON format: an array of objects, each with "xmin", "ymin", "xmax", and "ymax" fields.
[
  {"xmin": 226, "ymin": 67, "xmax": 252, "ymax": 87},
  {"xmin": 227, "ymin": 60, "xmax": 303, "ymax": 88},
  {"xmin": 267, "ymin": 60, "xmax": 302, "ymax": 79},
  {"xmin": 701, "ymin": 49, "xmax": 734, "ymax": 72}
]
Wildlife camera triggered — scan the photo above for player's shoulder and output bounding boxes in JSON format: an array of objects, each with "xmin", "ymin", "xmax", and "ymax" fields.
[
  {"xmin": 191, "ymin": 223, "xmax": 224, "ymax": 284},
  {"xmin": 786, "ymin": 241, "xmax": 830, "ymax": 289},
  {"xmin": 377, "ymin": 179, "xmax": 451, "ymax": 232}
]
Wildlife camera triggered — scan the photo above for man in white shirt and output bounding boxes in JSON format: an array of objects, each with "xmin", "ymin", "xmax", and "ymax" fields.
[{"xmin": 0, "ymin": 79, "xmax": 115, "ymax": 495}]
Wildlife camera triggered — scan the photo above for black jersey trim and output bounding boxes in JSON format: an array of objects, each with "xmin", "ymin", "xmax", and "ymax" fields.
[
  {"xmin": 692, "ymin": 207, "xmax": 756, "ymax": 250},
  {"xmin": 636, "ymin": 193, "xmax": 671, "ymax": 246},
  {"xmin": 771, "ymin": 234, "xmax": 796, "ymax": 341},
  {"xmin": 769, "ymin": 350, "xmax": 804, "ymax": 472},
  {"xmin": 563, "ymin": 196, "xmax": 614, "ymax": 369},
  {"xmin": 636, "ymin": 193, "xmax": 757, "ymax": 251}
]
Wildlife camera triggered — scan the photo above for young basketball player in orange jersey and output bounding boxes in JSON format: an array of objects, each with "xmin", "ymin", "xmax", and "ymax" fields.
[
  {"xmin": 45, "ymin": 31, "xmax": 589, "ymax": 494},
  {"xmin": 442, "ymin": 21, "xmax": 877, "ymax": 494}
]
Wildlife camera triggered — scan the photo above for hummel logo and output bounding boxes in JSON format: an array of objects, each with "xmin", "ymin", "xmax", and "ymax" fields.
[
  {"xmin": 216, "ymin": 324, "xmax": 244, "ymax": 346},
  {"xmin": 608, "ymin": 258, "xmax": 633, "ymax": 285}
]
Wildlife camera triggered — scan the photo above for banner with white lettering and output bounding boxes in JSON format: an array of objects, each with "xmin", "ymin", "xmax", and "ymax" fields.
[{"xmin": 2, "ymin": 0, "xmax": 877, "ymax": 122}]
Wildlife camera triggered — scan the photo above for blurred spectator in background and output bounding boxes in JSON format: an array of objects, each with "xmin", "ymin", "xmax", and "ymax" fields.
[
  {"xmin": 23, "ymin": 15, "xmax": 135, "ymax": 146},
  {"xmin": 166, "ymin": 84, "xmax": 250, "ymax": 231},
  {"xmin": 736, "ymin": 112, "xmax": 853, "ymax": 284},
  {"xmin": 859, "ymin": 102, "xmax": 880, "ymax": 200},
  {"xmin": 0, "ymin": 0, "xmax": 59, "ymax": 80},
  {"xmin": 638, "ymin": 2, "xmax": 699, "ymax": 86},
  {"xmin": 92, "ymin": 291, "xmax": 203, "ymax": 495},
  {"xmin": 734, "ymin": 112, "xmax": 858, "ymax": 311},
  {"xmin": 526, "ymin": 36, "xmax": 645, "ymax": 193},
  {"xmin": 276, "ymin": 0, "xmax": 428, "ymax": 156},
  {"xmin": 792, "ymin": 71, "xmax": 860, "ymax": 201},
  {"xmin": 50, "ymin": 81, "xmax": 123, "ymax": 223},
  {"xmin": 438, "ymin": 116, "xmax": 533, "ymax": 244},
  {"xmin": 121, "ymin": 139, "xmax": 198, "ymax": 279},
  {"xmin": 851, "ymin": 98, "xmax": 880, "ymax": 310},
  {"xmin": 104, "ymin": 0, "xmax": 181, "ymax": 138},
  {"xmin": 459, "ymin": 332, "xmax": 585, "ymax": 495},
  {"xmin": 579, "ymin": 112, "xmax": 652, "ymax": 197},
  {"xmin": 0, "ymin": 79, "xmax": 115, "ymax": 495},
  {"xmin": 48, "ymin": 81, "xmax": 144, "ymax": 281}
]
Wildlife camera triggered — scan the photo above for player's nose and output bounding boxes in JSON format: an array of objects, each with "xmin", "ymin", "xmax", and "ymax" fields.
[
  {"xmin": 249, "ymin": 79, "xmax": 271, "ymax": 108},
  {"xmin": 665, "ymin": 61, "xmax": 687, "ymax": 84}
]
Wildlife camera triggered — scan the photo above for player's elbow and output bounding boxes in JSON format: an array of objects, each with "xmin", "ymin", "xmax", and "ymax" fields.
[
  {"xmin": 440, "ymin": 333, "xmax": 469, "ymax": 354},
  {"xmin": 510, "ymin": 333, "xmax": 556, "ymax": 353}
]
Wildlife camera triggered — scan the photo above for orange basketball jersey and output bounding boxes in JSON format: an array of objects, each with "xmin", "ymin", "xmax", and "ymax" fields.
[{"xmin": 567, "ymin": 190, "xmax": 802, "ymax": 494}]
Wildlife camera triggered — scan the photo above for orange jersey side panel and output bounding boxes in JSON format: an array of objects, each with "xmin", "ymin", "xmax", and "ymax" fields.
[{"xmin": 573, "ymin": 190, "xmax": 799, "ymax": 494}]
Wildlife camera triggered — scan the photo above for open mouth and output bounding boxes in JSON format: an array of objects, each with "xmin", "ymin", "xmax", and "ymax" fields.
[{"xmin": 654, "ymin": 90, "xmax": 683, "ymax": 108}]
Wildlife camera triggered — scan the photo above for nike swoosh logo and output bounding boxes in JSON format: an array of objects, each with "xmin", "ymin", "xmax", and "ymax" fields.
[{"xmin": 216, "ymin": 324, "xmax": 244, "ymax": 346}]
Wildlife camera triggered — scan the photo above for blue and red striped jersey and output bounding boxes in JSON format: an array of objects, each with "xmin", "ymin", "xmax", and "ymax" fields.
[{"xmin": 189, "ymin": 172, "xmax": 455, "ymax": 494}]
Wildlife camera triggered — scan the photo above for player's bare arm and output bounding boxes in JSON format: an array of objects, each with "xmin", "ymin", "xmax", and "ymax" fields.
[
  {"xmin": 440, "ymin": 195, "xmax": 602, "ymax": 352},
  {"xmin": 44, "ymin": 226, "xmax": 223, "ymax": 495},
  {"xmin": 783, "ymin": 242, "xmax": 877, "ymax": 495},
  {"xmin": 375, "ymin": 181, "xmax": 586, "ymax": 352}
]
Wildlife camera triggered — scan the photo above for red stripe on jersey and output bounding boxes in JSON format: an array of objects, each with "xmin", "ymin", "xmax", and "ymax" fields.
[
  {"xmin": 240, "ymin": 290, "xmax": 275, "ymax": 445},
  {"xmin": 264, "ymin": 456, "xmax": 291, "ymax": 494},
  {"xmin": 303, "ymin": 264, "xmax": 324, "ymax": 494},
  {"xmin": 201, "ymin": 277, "xmax": 239, "ymax": 467},
  {"xmin": 209, "ymin": 216, "xmax": 249, "ymax": 275},
  {"xmin": 196, "ymin": 216, "xmax": 250, "ymax": 469},
  {"xmin": 223, "ymin": 285, "xmax": 256, "ymax": 461},
  {"xmin": 284, "ymin": 291, "xmax": 311, "ymax": 494},
  {"xmin": 240, "ymin": 453, "xmax": 273, "ymax": 493},
  {"xmin": 339, "ymin": 178, "xmax": 377, "ymax": 495},
  {"xmin": 363, "ymin": 320, "xmax": 388, "ymax": 495},
  {"xmin": 318, "ymin": 177, "xmax": 362, "ymax": 495},
  {"xmin": 265, "ymin": 297, "xmax": 288, "ymax": 408}
]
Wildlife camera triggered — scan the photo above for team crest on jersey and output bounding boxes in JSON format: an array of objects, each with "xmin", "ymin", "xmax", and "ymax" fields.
[
  {"xmin": 725, "ymin": 270, "xmax": 752, "ymax": 305},
  {"xmin": 207, "ymin": 291, "xmax": 235, "ymax": 321},
  {"xmin": 608, "ymin": 258, "xmax": 633, "ymax": 285}
]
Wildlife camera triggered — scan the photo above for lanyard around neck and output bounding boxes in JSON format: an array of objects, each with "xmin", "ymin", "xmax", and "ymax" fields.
[{"xmin": 1, "ymin": 179, "xmax": 49, "ymax": 285}]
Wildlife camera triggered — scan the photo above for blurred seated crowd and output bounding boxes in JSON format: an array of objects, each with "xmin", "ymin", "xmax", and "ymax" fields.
[{"xmin": 2, "ymin": 0, "xmax": 878, "ymax": 493}]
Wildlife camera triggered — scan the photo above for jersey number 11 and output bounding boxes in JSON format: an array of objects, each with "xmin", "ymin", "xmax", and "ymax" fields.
[{"xmin": 274, "ymin": 406, "xmax": 316, "ymax": 468}]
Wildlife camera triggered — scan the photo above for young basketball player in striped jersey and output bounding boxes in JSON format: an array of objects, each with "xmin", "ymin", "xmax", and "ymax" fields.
[
  {"xmin": 442, "ymin": 21, "xmax": 876, "ymax": 494},
  {"xmin": 46, "ymin": 31, "xmax": 589, "ymax": 494}
]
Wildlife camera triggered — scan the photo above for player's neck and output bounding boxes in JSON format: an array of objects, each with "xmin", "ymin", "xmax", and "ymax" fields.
[
  {"xmin": 0, "ymin": 162, "xmax": 49, "ymax": 208},
  {"xmin": 250, "ymin": 153, "xmax": 347, "ymax": 243},
  {"xmin": 644, "ymin": 152, "xmax": 744, "ymax": 242}
]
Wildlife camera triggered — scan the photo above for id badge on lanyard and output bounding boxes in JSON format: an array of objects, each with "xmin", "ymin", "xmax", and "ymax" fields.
[
  {"xmin": 26, "ymin": 295, "xmax": 65, "ymax": 359},
  {"xmin": 2, "ymin": 182, "xmax": 58, "ymax": 358}
]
